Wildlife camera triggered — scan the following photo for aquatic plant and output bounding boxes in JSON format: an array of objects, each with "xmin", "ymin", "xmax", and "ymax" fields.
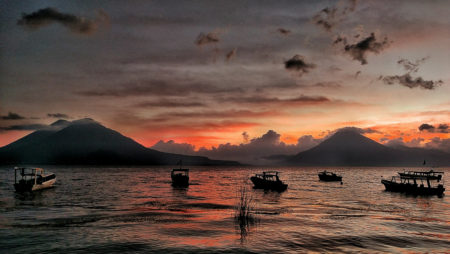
[{"xmin": 234, "ymin": 185, "xmax": 257, "ymax": 224}]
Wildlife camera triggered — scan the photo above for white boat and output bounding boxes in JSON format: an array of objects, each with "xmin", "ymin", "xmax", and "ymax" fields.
[{"xmin": 14, "ymin": 167, "xmax": 56, "ymax": 192}]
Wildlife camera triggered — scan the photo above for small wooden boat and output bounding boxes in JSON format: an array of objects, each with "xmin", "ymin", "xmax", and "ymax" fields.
[
  {"xmin": 14, "ymin": 167, "xmax": 56, "ymax": 192},
  {"xmin": 250, "ymin": 171, "xmax": 287, "ymax": 192},
  {"xmin": 318, "ymin": 171, "xmax": 342, "ymax": 182},
  {"xmin": 171, "ymin": 167, "xmax": 189, "ymax": 187},
  {"xmin": 382, "ymin": 170, "xmax": 445, "ymax": 196}
]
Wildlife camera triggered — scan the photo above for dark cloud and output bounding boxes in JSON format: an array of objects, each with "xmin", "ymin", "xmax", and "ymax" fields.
[
  {"xmin": 419, "ymin": 123, "xmax": 434, "ymax": 131},
  {"xmin": 135, "ymin": 101, "xmax": 206, "ymax": 108},
  {"xmin": 312, "ymin": 0, "xmax": 358, "ymax": 32},
  {"xmin": 333, "ymin": 35, "xmax": 347, "ymax": 45},
  {"xmin": 277, "ymin": 28, "xmax": 291, "ymax": 35},
  {"xmin": 0, "ymin": 124, "xmax": 47, "ymax": 131},
  {"xmin": 1, "ymin": 112, "xmax": 25, "ymax": 120},
  {"xmin": 225, "ymin": 48, "xmax": 237, "ymax": 61},
  {"xmin": 397, "ymin": 57, "xmax": 429, "ymax": 73},
  {"xmin": 312, "ymin": 7, "xmax": 337, "ymax": 32},
  {"xmin": 419, "ymin": 123, "xmax": 449, "ymax": 133},
  {"xmin": 242, "ymin": 132, "xmax": 249, "ymax": 143},
  {"xmin": 438, "ymin": 124, "xmax": 449, "ymax": 132},
  {"xmin": 47, "ymin": 113, "xmax": 69, "ymax": 119},
  {"xmin": 284, "ymin": 55, "xmax": 316, "ymax": 76},
  {"xmin": 425, "ymin": 137, "xmax": 450, "ymax": 153},
  {"xmin": 354, "ymin": 71, "xmax": 361, "ymax": 79},
  {"xmin": 153, "ymin": 110, "xmax": 279, "ymax": 119},
  {"xmin": 382, "ymin": 57, "xmax": 442, "ymax": 90},
  {"xmin": 77, "ymin": 79, "xmax": 243, "ymax": 97},
  {"xmin": 195, "ymin": 32, "xmax": 220, "ymax": 46},
  {"xmin": 17, "ymin": 7, "xmax": 108, "ymax": 35},
  {"xmin": 312, "ymin": 81, "xmax": 342, "ymax": 89},
  {"xmin": 339, "ymin": 33, "xmax": 390, "ymax": 65},
  {"xmin": 383, "ymin": 74, "xmax": 443, "ymax": 90}
]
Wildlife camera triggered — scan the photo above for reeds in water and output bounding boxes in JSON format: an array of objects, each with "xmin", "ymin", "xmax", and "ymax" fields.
[{"xmin": 234, "ymin": 186, "xmax": 256, "ymax": 224}]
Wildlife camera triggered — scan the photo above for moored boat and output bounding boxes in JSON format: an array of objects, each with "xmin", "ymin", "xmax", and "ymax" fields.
[
  {"xmin": 318, "ymin": 171, "xmax": 342, "ymax": 182},
  {"xmin": 171, "ymin": 168, "xmax": 189, "ymax": 187},
  {"xmin": 250, "ymin": 171, "xmax": 287, "ymax": 192},
  {"xmin": 381, "ymin": 170, "xmax": 445, "ymax": 196},
  {"xmin": 14, "ymin": 167, "xmax": 56, "ymax": 192}
]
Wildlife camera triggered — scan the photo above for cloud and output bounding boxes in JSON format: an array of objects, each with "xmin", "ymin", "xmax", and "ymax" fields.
[
  {"xmin": 312, "ymin": 0, "xmax": 358, "ymax": 32},
  {"xmin": 242, "ymin": 132, "xmax": 249, "ymax": 143},
  {"xmin": 312, "ymin": 81, "xmax": 342, "ymax": 89},
  {"xmin": 424, "ymin": 137, "xmax": 450, "ymax": 153},
  {"xmin": 284, "ymin": 55, "xmax": 316, "ymax": 76},
  {"xmin": 354, "ymin": 71, "xmax": 361, "ymax": 79},
  {"xmin": 418, "ymin": 123, "xmax": 435, "ymax": 131},
  {"xmin": 17, "ymin": 7, "xmax": 108, "ymax": 35},
  {"xmin": 151, "ymin": 140, "xmax": 197, "ymax": 156},
  {"xmin": 382, "ymin": 74, "xmax": 443, "ymax": 90},
  {"xmin": 418, "ymin": 123, "xmax": 449, "ymax": 133},
  {"xmin": 47, "ymin": 113, "xmax": 69, "ymax": 118},
  {"xmin": 382, "ymin": 57, "xmax": 443, "ymax": 90},
  {"xmin": 222, "ymin": 94, "xmax": 330, "ymax": 106},
  {"xmin": 152, "ymin": 110, "xmax": 280, "ymax": 119},
  {"xmin": 195, "ymin": 31, "xmax": 220, "ymax": 46},
  {"xmin": 384, "ymin": 137, "xmax": 424, "ymax": 148},
  {"xmin": 0, "ymin": 124, "xmax": 48, "ymax": 131},
  {"xmin": 277, "ymin": 28, "xmax": 291, "ymax": 35},
  {"xmin": 77, "ymin": 79, "xmax": 243, "ymax": 97},
  {"xmin": 1, "ymin": 112, "xmax": 25, "ymax": 120},
  {"xmin": 135, "ymin": 101, "xmax": 206, "ymax": 108},
  {"xmin": 226, "ymin": 48, "xmax": 237, "ymax": 61},
  {"xmin": 151, "ymin": 130, "xmax": 322, "ymax": 165},
  {"xmin": 334, "ymin": 126, "xmax": 381, "ymax": 135},
  {"xmin": 337, "ymin": 33, "xmax": 390, "ymax": 65},
  {"xmin": 397, "ymin": 57, "xmax": 429, "ymax": 73}
]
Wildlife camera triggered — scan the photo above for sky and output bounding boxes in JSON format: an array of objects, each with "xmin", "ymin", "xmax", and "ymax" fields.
[{"xmin": 0, "ymin": 0, "xmax": 449, "ymax": 160}]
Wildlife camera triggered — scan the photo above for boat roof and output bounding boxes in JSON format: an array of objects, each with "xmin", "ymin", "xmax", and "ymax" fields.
[
  {"xmin": 172, "ymin": 168, "xmax": 189, "ymax": 172},
  {"xmin": 255, "ymin": 171, "xmax": 280, "ymax": 177},
  {"xmin": 400, "ymin": 170, "xmax": 444, "ymax": 174},
  {"xmin": 14, "ymin": 167, "xmax": 44, "ymax": 173},
  {"xmin": 263, "ymin": 171, "xmax": 280, "ymax": 174}
]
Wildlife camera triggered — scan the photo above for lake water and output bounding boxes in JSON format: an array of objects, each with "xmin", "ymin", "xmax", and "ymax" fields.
[{"xmin": 1, "ymin": 166, "xmax": 449, "ymax": 253}]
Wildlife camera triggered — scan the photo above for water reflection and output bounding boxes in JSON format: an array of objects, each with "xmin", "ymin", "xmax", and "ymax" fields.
[{"xmin": 0, "ymin": 166, "xmax": 449, "ymax": 253}]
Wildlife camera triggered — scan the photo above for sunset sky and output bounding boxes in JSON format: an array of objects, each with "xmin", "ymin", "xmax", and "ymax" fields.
[{"xmin": 1, "ymin": 0, "xmax": 449, "ymax": 155}]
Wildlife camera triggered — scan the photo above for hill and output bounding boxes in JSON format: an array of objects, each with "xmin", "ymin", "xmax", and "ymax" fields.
[
  {"xmin": 0, "ymin": 118, "xmax": 239, "ymax": 166},
  {"xmin": 283, "ymin": 130, "xmax": 450, "ymax": 166}
]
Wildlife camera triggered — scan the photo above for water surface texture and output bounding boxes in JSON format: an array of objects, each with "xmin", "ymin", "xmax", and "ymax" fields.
[{"xmin": 1, "ymin": 166, "xmax": 449, "ymax": 253}]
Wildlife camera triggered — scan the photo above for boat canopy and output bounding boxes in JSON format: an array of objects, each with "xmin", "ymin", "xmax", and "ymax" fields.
[
  {"xmin": 172, "ymin": 168, "xmax": 189, "ymax": 172},
  {"xmin": 14, "ymin": 167, "xmax": 45, "ymax": 175}
]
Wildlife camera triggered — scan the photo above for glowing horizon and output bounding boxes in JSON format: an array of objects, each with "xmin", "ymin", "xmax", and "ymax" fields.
[{"xmin": 0, "ymin": 0, "xmax": 449, "ymax": 154}]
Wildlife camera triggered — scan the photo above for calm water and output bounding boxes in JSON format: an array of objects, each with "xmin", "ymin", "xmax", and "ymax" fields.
[{"xmin": 1, "ymin": 166, "xmax": 449, "ymax": 253}]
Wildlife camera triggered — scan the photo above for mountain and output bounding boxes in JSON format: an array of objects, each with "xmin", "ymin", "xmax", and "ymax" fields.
[
  {"xmin": 283, "ymin": 130, "xmax": 450, "ymax": 166},
  {"xmin": 0, "ymin": 118, "xmax": 239, "ymax": 166}
]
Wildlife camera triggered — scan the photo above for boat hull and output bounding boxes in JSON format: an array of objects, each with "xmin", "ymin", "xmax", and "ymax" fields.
[
  {"xmin": 171, "ymin": 175, "xmax": 189, "ymax": 187},
  {"xmin": 381, "ymin": 180, "xmax": 445, "ymax": 196},
  {"xmin": 318, "ymin": 174, "xmax": 342, "ymax": 182},
  {"xmin": 250, "ymin": 176, "xmax": 287, "ymax": 192},
  {"xmin": 14, "ymin": 178, "xmax": 56, "ymax": 192}
]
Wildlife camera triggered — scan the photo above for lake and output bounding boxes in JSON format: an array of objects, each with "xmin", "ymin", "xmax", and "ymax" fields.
[{"xmin": 1, "ymin": 166, "xmax": 449, "ymax": 253}]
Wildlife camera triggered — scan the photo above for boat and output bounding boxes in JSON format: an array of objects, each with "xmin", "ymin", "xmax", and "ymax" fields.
[
  {"xmin": 14, "ymin": 167, "xmax": 56, "ymax": 192},
  {"xmin": 318, "ymin": 171, "xmax": 342, "ymax": 182},
  {"xmin": 171, "ymin": 161, "xmax": 189, "ymax": 187},
  {"xmin": 381, "ymin": 170, "xmax": 445, "ymax": 196},
  {"xmin": 250, "ymin": 171, "xmax": 287, "ymax": 191}
]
